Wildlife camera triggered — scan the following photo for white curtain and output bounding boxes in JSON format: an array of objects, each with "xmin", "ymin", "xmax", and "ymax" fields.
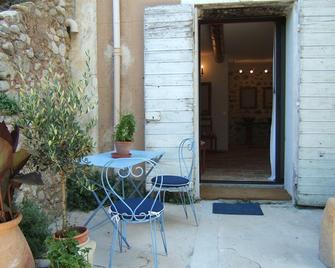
[{"xmin": 268, "ymin": 25, "xmax": 277, "ymax": 181}]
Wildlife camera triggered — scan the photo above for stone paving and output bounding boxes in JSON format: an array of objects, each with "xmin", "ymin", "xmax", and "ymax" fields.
[{"xmin": 69, "ymin": 201, "xmax": 325, "ymax": 268}]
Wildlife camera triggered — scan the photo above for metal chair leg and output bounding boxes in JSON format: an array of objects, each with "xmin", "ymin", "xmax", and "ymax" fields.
[
  {"xmin": 186, "ymin": 189, "xmax": 199, "ymax": 226},
  {"xmin": 109, "ymin": 218, "xmax": 130, "ymax": 250},
  {"xmin": 118, "ymin": 221, "xmax": 123, "ymax": 252},
  {"xmin": 159, "ymin": 214, "xmax": 168, "ymax": 255},
  {"xmin": 109, "ymin": 221, "xmax": 119, "ymax": 268},
  {"xmin": 150, "ymin": 219, "xmax": 159, "ymax": 268},
  {"xmin": 118, "ymin": 221, "xmax": 127, "ymax": 252},
  {"xmin": 179, "ymin": 190, "xmax": 188, "ymax": 219}
]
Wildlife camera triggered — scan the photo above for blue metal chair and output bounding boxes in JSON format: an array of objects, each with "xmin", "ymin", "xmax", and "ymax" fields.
[
  {"xmin": 81, "ymin": 178, "xmax": 131, "ymax": 249},
  {"xmin": 102, "ymin": 158, "xmax": 167, "ymax": 268},
  {"xmin": 151, "ymin": 138, "xmax": 198, "ymax": 226}
]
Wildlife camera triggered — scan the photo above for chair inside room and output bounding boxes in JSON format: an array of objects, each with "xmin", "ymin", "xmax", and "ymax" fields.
[
  {"xmin": 199, "ymin": 82, "xmax": 217, "ymax": 152},
  {"xmin": 151, "ymin": 138, "xmax": 198, "ymax": 226},
  {"xmin": 200, "ymin": 115, "xmax": 217, "ymax": 151},
  {"xmin": 101, "ymin": 158, "xmax": 167, "ymax": 268}
]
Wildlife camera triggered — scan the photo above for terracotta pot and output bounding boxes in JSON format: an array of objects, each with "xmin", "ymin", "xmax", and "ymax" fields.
[
  {"xmin": 115, "ymin": 141, "xmax": 133, "ymax": 155},
  {"xmin": 73, "ymin": 226, "xmax": 89, "ymax": 245},
  {"xmin": 54, "ymin": 226, "xmax": 89, "ymax": 245},
  {"xmin": 0, "ymin": 213, "xmax": 35, "ymax": 268}
]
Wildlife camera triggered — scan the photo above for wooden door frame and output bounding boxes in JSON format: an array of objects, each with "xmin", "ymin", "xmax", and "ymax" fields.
[{"xmin": 198, "ymin": 16, "xmax": 286, "ymax": 185}]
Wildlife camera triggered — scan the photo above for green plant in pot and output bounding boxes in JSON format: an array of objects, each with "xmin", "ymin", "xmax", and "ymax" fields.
[
  {"xmin": 16, "ymin": 63, "xmax": 95, "ymax": 248},
  {"xmin": 113, "ymin": 113, "xmax": 136, "ymax": 156},
  {"xmin": 46, "ymin": 232, "xmax": 90, "ymax": 268},
  {"xmin": 19, "ymin": 198, "xmax": 51, "ymax": 267},
  {"xmin": 0, "ymin": 121, "xmax": 42, "ymax": 268}
]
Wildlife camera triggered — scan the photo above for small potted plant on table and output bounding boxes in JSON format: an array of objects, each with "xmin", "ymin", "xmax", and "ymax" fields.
[{"xmin": 113, "ymin": 113, "xmax": 136, "ymax": 157}]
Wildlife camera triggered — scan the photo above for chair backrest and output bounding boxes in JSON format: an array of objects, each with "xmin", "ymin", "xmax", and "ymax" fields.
[
  {"xmin": 178, "ymin": 138, "xmax": 195, "ymax": 181},
  {"xmin": 101, "ymin": 158, "xmax": 163, "ymax": 222}
]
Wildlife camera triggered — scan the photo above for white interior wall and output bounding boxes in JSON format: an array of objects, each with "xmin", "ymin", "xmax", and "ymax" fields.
[
  {"xmin": 201, "ymin": 50, "xmax": 229, "ymax": 151},
  {"xmin": 284, "ymin": 2, "xmax": 299, "ymax": 198}
]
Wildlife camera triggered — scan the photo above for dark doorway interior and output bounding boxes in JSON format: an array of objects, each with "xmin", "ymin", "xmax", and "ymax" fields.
[{"xmin": 199, "ymin": 21, "xmax": 279, "ymax": 183}]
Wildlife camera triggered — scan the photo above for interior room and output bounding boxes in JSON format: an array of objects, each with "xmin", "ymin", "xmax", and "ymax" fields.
[{"xmin": 199, "ymin": 21, "xmax": 275, "ymax": 183}]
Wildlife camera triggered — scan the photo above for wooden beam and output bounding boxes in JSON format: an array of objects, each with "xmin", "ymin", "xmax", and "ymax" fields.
[{"xmin": 210, "ymin": 24, "xmax": 224, "ymax": 63}]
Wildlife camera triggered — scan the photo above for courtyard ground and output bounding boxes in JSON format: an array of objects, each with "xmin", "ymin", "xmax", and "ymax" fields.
[{"xmin": 69, "ymin": 201, "xmax": 324, "ymax": 268}]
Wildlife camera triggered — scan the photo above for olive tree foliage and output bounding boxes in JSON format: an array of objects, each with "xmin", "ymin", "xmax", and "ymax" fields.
[{"xmin": 17, "ymin": 60, "xmax": 96, "ymax": 229}]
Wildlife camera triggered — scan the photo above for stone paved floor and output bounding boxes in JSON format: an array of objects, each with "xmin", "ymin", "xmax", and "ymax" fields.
[
  {"xmin": 69, "ymin": 201, "xmax": 324, "ymax": 268},
  {"xmin": 202, "ymin": 147, "xmax": 270, "ymax": 182}
]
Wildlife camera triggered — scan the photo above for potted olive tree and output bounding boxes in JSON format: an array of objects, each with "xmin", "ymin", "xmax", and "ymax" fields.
[
  {"xmin": 17, "ymin": 63, "xmax": 95, "ymax": 248},
  {"xmin": 113, "ymin": 113, "xmax": 136, "ymax": 157},
  {"xmin": 0, "ymin": 121, "xmax": 42, "ymax": 268}
]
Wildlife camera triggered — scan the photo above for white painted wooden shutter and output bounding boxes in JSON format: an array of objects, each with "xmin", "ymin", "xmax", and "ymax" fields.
[
  {"xmin": 297, "ymin": 0, "xmax": 335, "ymax": 206},
  {"xmin": 144, "ymin": 4, "xmax": 194, "ymax": 175}
]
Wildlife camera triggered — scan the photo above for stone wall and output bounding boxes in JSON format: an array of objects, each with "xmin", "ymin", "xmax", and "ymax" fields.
[
  {"xmin": 0, "ymin": 0, "xmax": 72, "ymax": 215},
  {"xmin": 228, "ymin": 62, "xmax": 273, "ymax": 147},
  {"xmin": 0, "ymin": 0, "xmax": 27, "ymax": 12},
  {"xmin": 0, "ymin": 1, "xmax": 71, "ymax": 92}
]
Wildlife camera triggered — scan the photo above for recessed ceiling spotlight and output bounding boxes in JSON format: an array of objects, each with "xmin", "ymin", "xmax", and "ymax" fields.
[
  {"xmin": 239, "ymin": 69, "xmax": 243, "ymax": 74},
  {"xmin": 249, "ymin": 69, "xmax": 254, "ymax": 74},
  {"xmin": 264, "ymin": 69, "xmax": 269, "ymax": 74}
]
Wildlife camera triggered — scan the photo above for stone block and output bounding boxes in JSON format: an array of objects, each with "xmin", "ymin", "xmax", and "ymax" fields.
[
  {"xmin": 10, "ymin": 4, "xmax": 30, "ymax": 14},
  {"xmin": 51, "ymin": 41, "xmax": 59, "ymax": 54},
  {"xmin": 0, "ymin": 10, "xmax": 20, "ymax": 23},
  {"xmin": 0, "ymin": 24, "xmax": 10, "ymax": 34},
  {"xmin": 320, "ymin": 197, "xmax": 335, "ymax": 267},
  {"xmin": 9, "ymin": 25, "xmax": 20, "ymax": 34},
  {"xmin": 2, "ymin": 42, "xmax": 14, "ymax": 55},
  {"xmin": 0, "ymin": 61, "xmax": 15, "ymax": 80},
  {"xmin": 0, "ymin": 81, "xmax": 10, "ymax": 91}
]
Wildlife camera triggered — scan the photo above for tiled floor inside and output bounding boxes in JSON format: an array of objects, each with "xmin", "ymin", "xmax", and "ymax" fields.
[{"xmin": 201, "ymin": 146, "xmax": 271, "ymax": 182}]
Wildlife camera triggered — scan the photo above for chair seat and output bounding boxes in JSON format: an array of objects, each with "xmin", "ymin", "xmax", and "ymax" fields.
[
  {"xmin": 152, "ymin": 175, "xmax": 189, "ymax": 188},
  {"xmin": 109, "ymin": 198, "xmax": 164, "ymax": 220}
]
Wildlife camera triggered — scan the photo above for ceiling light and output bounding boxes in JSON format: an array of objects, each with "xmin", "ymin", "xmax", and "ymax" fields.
[
  {"xmin": 249, "ymin": 69, "xmax": 254, "ymax": 74},
  {"xmin": 264, "ymin": 69, "xmax": 269, "ymax": 74},
  {"xmin": 239, "ymin": 69, "xmax": 243, "ymax": 74}
]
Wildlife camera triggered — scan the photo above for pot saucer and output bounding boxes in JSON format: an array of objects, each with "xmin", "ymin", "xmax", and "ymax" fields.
[{"xmin": 111, "ymin": 153, "xmax": 132, "ymax": 158}]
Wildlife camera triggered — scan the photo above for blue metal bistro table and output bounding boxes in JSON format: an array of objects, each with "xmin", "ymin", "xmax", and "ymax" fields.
[{"xmin": 81, "ymin": 150, "xmax": 164, "ymax": 229}]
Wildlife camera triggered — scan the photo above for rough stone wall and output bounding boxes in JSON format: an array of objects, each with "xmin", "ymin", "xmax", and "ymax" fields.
[
  {"xmin": 0, "ymin": 0, "xmax": 72, "ymax": 215},
  {"xmin": 0, "ymin": 1, "xmax": 71, "ymax": 94},
  {"xmin": 228, "ymin": 62, "xmax": 272, "ymax": 147},
  {"xmin": 0, "ymin": 0, "xmax": 27, "ymax": 12}
]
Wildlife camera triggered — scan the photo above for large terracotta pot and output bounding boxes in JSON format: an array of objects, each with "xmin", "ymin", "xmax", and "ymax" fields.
[{"xmin": 0, "ymin": 213, "xmax": 35, "ymax": 268}]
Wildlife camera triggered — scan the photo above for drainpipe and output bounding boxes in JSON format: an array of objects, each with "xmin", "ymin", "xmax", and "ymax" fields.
[{"xmin": 113, "ymin": 0, "xmax": 121, "ymax": 125}]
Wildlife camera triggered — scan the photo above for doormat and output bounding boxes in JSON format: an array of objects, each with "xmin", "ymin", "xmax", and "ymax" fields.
[{"xmin": 212, "ymin": 202, "xmax": 263, "ymax": 216}]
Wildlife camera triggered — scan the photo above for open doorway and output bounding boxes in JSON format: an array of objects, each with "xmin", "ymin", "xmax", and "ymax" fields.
[{"xmin": 199, "ymin": 20, "xmax": 283, "ymax": 184}]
